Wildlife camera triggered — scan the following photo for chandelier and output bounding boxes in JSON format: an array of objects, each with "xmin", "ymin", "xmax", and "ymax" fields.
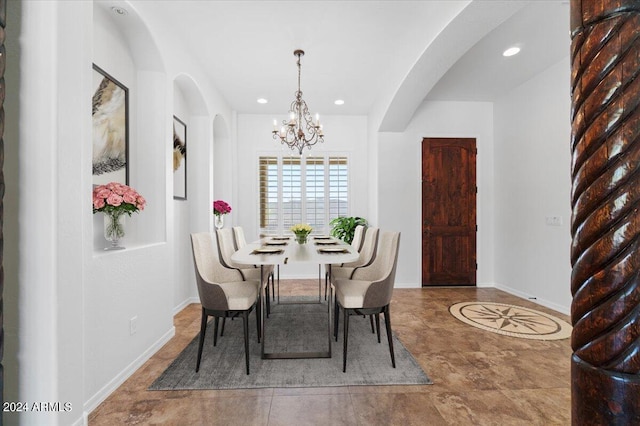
[{"xmin": 272, "ymin": 50, "xmax": 324, "ymax": 155}]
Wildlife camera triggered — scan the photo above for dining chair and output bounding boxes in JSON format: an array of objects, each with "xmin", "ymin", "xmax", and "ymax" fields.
[
  {"xmin": 330, "ymin": 227, "xmax": 379, "ymax": 282},
  {"xmin": 217, "ymin": 228, "xmax": 273, "ymax": 314},
  {"xmin": 232, "ymin": 226, "xmax": 249, "ymax": 250},
  {"xmin": 323, "ymin": 224, "xmax": 367, "ymax": 299},
  {"xmin": 351, "ymin": 224, "xmax": 366, "ymax": 252},
  {"xmin": 234, "ymin": 226, "xmax": 277, "ymax": 301},
  {"xmin": 333, "ymin": 231, "xmax": 401, "ymax": 372},
  {"xmin": 190, "ymin": 232, "xmax": 260, "ymax": 375}
]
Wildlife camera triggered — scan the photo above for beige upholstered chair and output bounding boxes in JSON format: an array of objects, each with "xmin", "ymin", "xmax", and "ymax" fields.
[
  {"xmin": 330, "ymin": 227, "xmax": 379, "ymax": 282},
  {"xmin": 333, "ymin": 231, "xmax": 401, "ymax": 372},
  {"xmin": 351, "ymin": 224, "xmax": 366, "ymax": 252},
  {"xmin": 190, "ymin": 232, "xmax": 260, "ymax": 375},
  {"xmin": 233, "ymin": 226, "xmax": 277, "ymax": 298},
  {"xmin": 323, "ymin": 224, "xmax": 367, "ymax": 299},
  {"xmin": 217, "ymin": 228, "xmax": 274, "ymax": 314},
  {"xmin": 232, "ymin": 226, "xmax": 248, "ymax": 249}
]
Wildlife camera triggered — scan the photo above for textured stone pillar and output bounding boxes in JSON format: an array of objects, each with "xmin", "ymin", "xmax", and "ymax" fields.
[{"xmin": 570, "ymin": 0, "xmax": 640, "ymax": 424}]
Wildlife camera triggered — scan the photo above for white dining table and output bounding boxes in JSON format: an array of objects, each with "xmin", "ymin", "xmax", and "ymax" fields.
[{"xmin": 231, "ymin": 235, "xmax": 359, "ymax": 359}]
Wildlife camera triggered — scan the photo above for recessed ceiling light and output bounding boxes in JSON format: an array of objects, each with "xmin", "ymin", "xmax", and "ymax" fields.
[
  {"xmin": 257, "ymin": 98, "xmax": 268, "ymax": 104},
  {"xmin": 111, "ymin": 6, "xmax": 128, "ymax": 16},
  {"xmin": 503, "ymin": 47, "xmax": 521, "ymax": 57},
  {"xmin": 334, "ymin": 99, "xmax": 345, "ymax": 105}
]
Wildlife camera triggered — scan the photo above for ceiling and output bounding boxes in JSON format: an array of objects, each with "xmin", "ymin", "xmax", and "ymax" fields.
[{"xmin": 124, "ymin": 0, "xmax": 570, "ymax": 119}]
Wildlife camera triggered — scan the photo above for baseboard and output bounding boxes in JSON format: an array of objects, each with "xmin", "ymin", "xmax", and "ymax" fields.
[
  {"xmin": 494, "ymin": 282, "xmax": 570, "ymax": 316},
  {"xmin": 393, "ymin": 282, "xmax": 421, "ymax": 288},
  {"xmin": 174, "ymin": 297, "xmax": 199, "ymax": 315},
  {"xmin": 83, "ymin": 326, "xmax": 176, "ymax": 418}
]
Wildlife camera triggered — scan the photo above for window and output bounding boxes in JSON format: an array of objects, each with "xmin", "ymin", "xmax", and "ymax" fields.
[{"xmin": 259, "ymin": 154, "xmax": 349, "ymax": 234}]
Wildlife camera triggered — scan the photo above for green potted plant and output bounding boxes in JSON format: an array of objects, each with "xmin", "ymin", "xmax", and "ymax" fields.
[{"xmin": 329, "ymin": 216, "xmax": 367, "ymax": 244}]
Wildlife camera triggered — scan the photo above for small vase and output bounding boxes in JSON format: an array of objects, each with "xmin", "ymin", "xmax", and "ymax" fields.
[
  {"xmin": 295, "ymin": 233, "xmax": 308, "ymax": 244},
  {"xmin": 214, "ymin": 214, "xmax": 225, "ymax": 230},
  {"xmin": 104, "ymin": 211, "xmax": 126, "ymax": 250}
]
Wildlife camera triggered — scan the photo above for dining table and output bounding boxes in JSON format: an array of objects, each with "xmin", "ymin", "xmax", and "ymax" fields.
[{"xmin": 231, "ymin": 235, "xmax": 359, "ymax": 360}]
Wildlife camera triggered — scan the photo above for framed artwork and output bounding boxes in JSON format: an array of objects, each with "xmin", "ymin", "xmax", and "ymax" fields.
[
  {"xmin": 173, "ymin": 115, "xmax": 187, "ymax": 200},
  {"xmin": 92, "ymin": 64, "xmax": 129, "ymax": 185}
]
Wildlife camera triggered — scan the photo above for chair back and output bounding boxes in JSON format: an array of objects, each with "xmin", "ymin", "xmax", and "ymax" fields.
[
  {"xmin": 233, "ymin": 226, "xmax": 247, "ymax": 249},
  {"xmin": 216, "ymin": 228, "xmax": 238, "ymax": 269},
  {"xmin": 362, "ymin": 231, "xmax": 401, "ymax": 308},
  {"xmin": 344, "ymin": 227, "xmax": 379, "ymax": 268},
  {"xmin": 190, "ymin": 232, "xmax": 241, "ymax": 311},
  {"xmin": 351, "ymin": 225, "xmax": 365, "ymax": 252}
]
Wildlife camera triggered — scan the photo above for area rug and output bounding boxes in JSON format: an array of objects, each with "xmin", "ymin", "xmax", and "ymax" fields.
[
  {"xmin": 449, "ymin": 301, "xmax": 572, "ymax": 340},
  {"xmin": 150, "ymin": 298, "xmax": 431, "ymax": 390}
]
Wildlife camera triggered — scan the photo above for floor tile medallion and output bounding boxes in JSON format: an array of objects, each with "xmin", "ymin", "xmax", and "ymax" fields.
[{"xmin": 449, "ymin": 302, "xmax": 571, "ymax": 340}]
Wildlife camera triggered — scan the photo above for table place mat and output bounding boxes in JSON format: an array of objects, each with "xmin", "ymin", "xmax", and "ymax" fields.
[
  {"xmin": 318, "ymin": 247, "xmax": 349, "ymax": 254},
  {"xmin": 251, "ymin": 248, "xmax": 284, "ymax": 255},
  {"xmin": 265, "ymin": 241, "xmax": 288, "ymax": 246},
  {"xmin": 315, "ymin": 241, "xmax": 338, "ymax": 245},
  {"xmin": 270, "ymin": 236, "xmax": 291, "ymax": 241},
  {"xmin": 313, "ymin": 236, "xmax": 333, "ymax": 240}
]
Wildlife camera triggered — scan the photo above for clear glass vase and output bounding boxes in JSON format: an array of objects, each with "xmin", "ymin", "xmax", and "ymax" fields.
[
  {"xmin": 104, "ymin": 211, "xmax": 126, "ymax": 250},
  {"xmin": 214, "ymin": 214, "xmax": 224, "ymax": 230},
  {"xmin": 295, "ymin": 233, "xmax": 308, "ymax": 244}
]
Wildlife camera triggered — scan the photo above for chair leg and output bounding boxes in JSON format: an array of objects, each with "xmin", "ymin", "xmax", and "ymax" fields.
[
  {"xmin": 213, "ymin": 316, "xmax": 220, "ymax": 347},
  {"xmin": 343, "ymin": 308, "xmax": 350, "ymax": 373},
  {"xmin": 369, "ymin": 315, "xmax": 375, "ymax": 333},
  {"xmin": 220, "ymin": 317, "xmax": 226, "ymax": 337},
  {"xmin": 265, "ymin": 280, "xmax": 271, "ymax": 317},
  {"xmin": 196, "ymin": 308, "xmax": 207, "ymax": 372},
  {"xmin": 272, "ymin": 271, "xmax": 276, "ymax": 301},
  {"xmin": 242, "ymin": 311, "xmax": 250, "ymax": 374},
  {"xmin": 334, "ymin": 297, "xmax": 340, "ymax": 341},
  {"xmin": 383, "ymin": 305, "xmax": 396, "ymax": 368},
  {"xmin": 256, "ymin": 295, "xmax": 261, "ymax": 343},
  {"xmin": 375, "ymin": 314, "xmax": 381, "ymax": 343},
  {"xmin": 324, "ymin": 270, "xmax": 329, "ymax": 301}
]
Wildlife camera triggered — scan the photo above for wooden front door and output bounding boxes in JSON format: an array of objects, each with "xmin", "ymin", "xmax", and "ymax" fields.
[{"xmin": 422, "ymin": 138, "xmax": 477, "ymax": 286}]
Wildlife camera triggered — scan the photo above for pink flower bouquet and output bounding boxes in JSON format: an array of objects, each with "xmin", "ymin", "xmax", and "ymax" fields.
[
  {"xmin": 213, "ymin": 200, "xmax": 232, "ymax": 216},
  {"xmin": 93, "ymin": 182, "xmax": 146, "ymax": 216}
]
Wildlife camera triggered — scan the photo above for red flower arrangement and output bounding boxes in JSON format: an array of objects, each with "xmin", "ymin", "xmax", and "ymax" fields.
[{"xmin": 213, "ymin": 200, "xmax": 232, "ymax": 216}]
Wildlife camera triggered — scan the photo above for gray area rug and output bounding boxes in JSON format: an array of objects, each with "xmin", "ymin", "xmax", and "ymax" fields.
[{"xmin": 150, "ymin": 297, "xmax": 431, "ymax": 390}]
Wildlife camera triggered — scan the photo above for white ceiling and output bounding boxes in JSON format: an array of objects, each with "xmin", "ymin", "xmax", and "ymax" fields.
[{"xmin": 125, "ymin": 0, "xmax": 570, "ymax": 118}]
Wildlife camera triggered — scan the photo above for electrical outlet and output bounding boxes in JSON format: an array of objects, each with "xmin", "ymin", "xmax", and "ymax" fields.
[
  {"xmin": 130, "ymin": 316, "xmax": 138, "ymax": 335},
  {"xmin": 545, "ymin": 216, "xmax": 563, "ymax": 226}
]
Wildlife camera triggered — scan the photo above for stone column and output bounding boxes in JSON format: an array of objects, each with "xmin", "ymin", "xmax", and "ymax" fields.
[{"xmin": 570, "ymin": 0, "xmax": 640, "ymax": 424}]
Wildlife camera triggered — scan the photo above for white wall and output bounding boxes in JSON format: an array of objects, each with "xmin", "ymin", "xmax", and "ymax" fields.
[
  {"xmin": 378, "ymin": 102, "xmax": 495, "ymax": 288},
  {"xmin": 172, "ymin": 86, "xmax": 193, "ymax": 311},
  {"xmin": 235, "ymin": 114, "xmax": 369, "ymax": 277},
  {"xmin": 493, "ymin": 57, "xmax": 572, "ymax": 314},
  {"xmin": 85, "ymin": 3, "xmax": 175, "ymax": 419},
  {"xmin": 15, "ymin": 1, "xmax": 91, "ymax": 424},
  {"xmin": 10, "ymin": 1, "xmax": 232, "ymax": 423}
]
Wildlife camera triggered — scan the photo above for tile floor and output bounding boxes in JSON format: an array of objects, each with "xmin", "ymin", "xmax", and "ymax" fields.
[{"xmin": 89, "ymin": 281, "xmax": 572, "ymax": 425}]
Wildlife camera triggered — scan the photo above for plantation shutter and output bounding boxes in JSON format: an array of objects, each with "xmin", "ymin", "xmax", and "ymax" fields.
[
  {"xmin": 282, "ymin": 156, "xmax": 302, "ymax": 229},
  {"xmin": 258, "ymin": 154, "xmax": 349, "ymax": 234},
  {"xmin": 329, "ymin": 156, "xmax": 348, "ymax": 220},
  {"xmin": 259, "ymin": 156, "xmax": 278, "ymax": 229},
  {"xmin": 305, "ymin": 156, "xmax": 325, "ymax": 230}
]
